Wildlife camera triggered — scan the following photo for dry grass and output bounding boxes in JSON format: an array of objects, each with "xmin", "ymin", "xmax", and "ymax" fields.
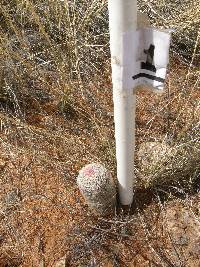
[
  {"xmin": 138, "ymin": 0, "xmax": 200, "ymax": 64},
  {"xmin": 135, "ymin": 57, "xmax": 200, "ymax": 189},
  {"xmin": 0, "ymin": 0, "xmax": 199, "ymax": 266}
]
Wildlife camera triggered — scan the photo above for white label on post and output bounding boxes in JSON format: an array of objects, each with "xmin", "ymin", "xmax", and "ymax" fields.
[{"xmin": 123, "ymin": 28, "xmax": 171, "ymax": 92}]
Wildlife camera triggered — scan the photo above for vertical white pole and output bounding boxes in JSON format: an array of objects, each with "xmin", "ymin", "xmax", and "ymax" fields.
[{"xmin": 108, "ymin": 0, "xmax": 137, "ymax": 205}]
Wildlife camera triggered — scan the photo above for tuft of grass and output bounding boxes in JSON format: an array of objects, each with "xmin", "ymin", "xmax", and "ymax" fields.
[
  {"xmin": 0, "ymin": 0, "xmax": 110, "ymax": 118},
  {"xmin": 137, "ymin": 128, "xmax": 200, "ymax": 189}
]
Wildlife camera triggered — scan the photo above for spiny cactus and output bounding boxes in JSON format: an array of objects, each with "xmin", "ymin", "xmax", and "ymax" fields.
[{"xmin": 77, "ymin": 163, "xmax": 116, "ymax": 215}]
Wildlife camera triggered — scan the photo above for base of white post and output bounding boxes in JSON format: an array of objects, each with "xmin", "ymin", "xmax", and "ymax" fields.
[{"xmin": 113, "ymin": 89, "xmax": 136, "ymax": 205}]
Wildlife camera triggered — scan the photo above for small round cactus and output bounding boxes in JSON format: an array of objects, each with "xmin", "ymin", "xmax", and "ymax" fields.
[{"xmin": 77, "ymin": 163, "xmax": 116, "ymax": 215}]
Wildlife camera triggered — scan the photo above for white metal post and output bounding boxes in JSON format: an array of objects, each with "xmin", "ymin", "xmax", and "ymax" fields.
[{"xmin": 108, "ymin": 0, "xmax": 137, "ymax": 205}]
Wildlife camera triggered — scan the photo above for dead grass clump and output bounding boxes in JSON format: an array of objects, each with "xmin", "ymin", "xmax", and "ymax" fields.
[
  {"xmin": 138, "ymin": 0, "xmax": 200, "ymax": 63},
  {"xmin": 0, "ymin": 0, "xmax": 109, "ymax": 120},
  {"xmin": 137, "ymin": 129, "xmax": 200, "ymax": 189},
  {"xmin": 136, "ymin": 54, "xmax": 200, "ymax": 190}
]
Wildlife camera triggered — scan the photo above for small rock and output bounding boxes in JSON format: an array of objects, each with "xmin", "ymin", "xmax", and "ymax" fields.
[
  {"xmin": 162, "ymin": 201, "xmax": 200, "ymax": 266},
  {"xmin": 0, "ymin": 189, "xmax": 21, "ymax": 215},
  {"xmin": 174, "ymin": 235, "xmax": 189, "ymax": 246},
  {"xmin": 54, "ymin": 256, "xmax": 67, "ymax": 267},
  {"xmin": 137, "ymin": 141, "xmax": 171, "ymax": 168}
]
